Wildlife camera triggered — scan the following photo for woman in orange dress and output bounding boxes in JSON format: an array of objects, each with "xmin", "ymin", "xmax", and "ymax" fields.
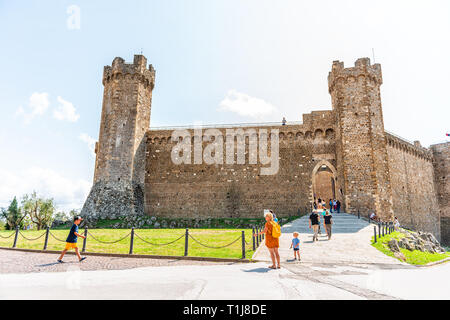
[{"xmin": 255, "ymin": 211, "xmax": 280, "ymax": 269}]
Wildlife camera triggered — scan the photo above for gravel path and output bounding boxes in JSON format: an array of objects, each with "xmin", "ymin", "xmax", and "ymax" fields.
[{"xmin": 0, "ymin": 249, "xmax": 231, "ymax": 274}]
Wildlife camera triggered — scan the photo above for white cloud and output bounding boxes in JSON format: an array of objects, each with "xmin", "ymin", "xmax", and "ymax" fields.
[
  {"xmin": 15, "ymin": 92, "xmax": 50, "ymax": 124},
  {"xmin": 218, "ymin": 89, "xmax": 278, "ymax": 119},
  {"xmin": 0, "ymin": 167, "xmax": 91, "ymax": 212},
  {"xmin": 53, "ymin": 96, "xmax": 80, "ymax": 122},
  {"xmin": 79, "ymin": 133, "xmax": 96, "ymax": 157}
]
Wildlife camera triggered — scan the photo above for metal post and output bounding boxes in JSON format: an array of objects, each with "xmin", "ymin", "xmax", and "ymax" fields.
[
  {"xmin": 184, "ymin": 228, "xmax": 189, "ymax": 256},
  {"xmin": 382, "ymin": 223, "xmax": 385, "ymax": 237},
  {"xmin": 358, "ymin": 210, "xmax": 360, "ymax": 219},
  {"xmin": 129, "ymin": 227, "xmax": 135, "ymax": 255},
  {"xmin": 256, "ymin": 228, "xmax": 260, "ymax": 247},
  {"xmin": 374, "ymin": 226, "xmax": 377, "ymax": 243},
  {"xmin": 241, "ymin": 231, "xmax": 246, "ymax": 259},
  {"xmin": 378, "ymin": 223, "xmax": 381, "ymax": 238},
  {"xmin": 12, "ymin": 227, "xmax": 19, "ymax": 248},
  {"xmin": 82, "ymin": 227, "xmax": 88, "ymax": 253},
  {"xmin": 43, "ymin": 227, "xmax": 50, "ymax": 250},
  {"xmin": 252, "ymin": 228, "xmax": 256, "ymax": 251}
]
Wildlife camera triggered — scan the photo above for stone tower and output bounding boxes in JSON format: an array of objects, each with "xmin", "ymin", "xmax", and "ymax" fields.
[
  {"xmin": 328, "ymin": 58, "xmax": 393, "ymax": 219},
  {"xmin": 82, "ymin": 55, "xmax": 155, "ymax": 220}
]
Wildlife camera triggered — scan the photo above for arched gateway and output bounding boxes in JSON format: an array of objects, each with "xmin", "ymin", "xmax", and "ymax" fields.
[{"xmin": 312, "ymin": 160, "xmax": 338, "ymax": 207}]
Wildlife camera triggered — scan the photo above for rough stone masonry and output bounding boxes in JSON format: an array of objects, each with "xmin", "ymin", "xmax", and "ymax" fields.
[{"xmin": 81, "ymin": 55, "xmax": 449, "ymax": 244}]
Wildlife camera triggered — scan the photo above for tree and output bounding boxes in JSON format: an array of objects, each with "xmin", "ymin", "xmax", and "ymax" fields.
[
  {"xmin": 0, "ymin": 197, "xmax": 27, "ymax": 230},
  {"xmin": 21, "ymin": 192, "xmax": 55, "ymax": 230}
]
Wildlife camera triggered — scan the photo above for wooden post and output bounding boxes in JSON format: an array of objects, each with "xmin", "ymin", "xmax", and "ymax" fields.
[
  {"xmin": 256, "ymin": 228, "xmax": 260, "ymax": 247},
  {"xmin": 184, "ymin": 228, "xmax": 189, "ymax": 256},
  {"xmin": 82, "ymin": 227, "xmax": 88, "ymax": 253},
  {"xmin": 43, "ymin": 227, "xmax": 50, "ymax": 250},
  {"xmin": 382, "ymin": 223, "xmax": 385, "ymax": 237},
  {"xmin": 241, "ymin": 231, "xmax": 245, "ymax": 259},
  {"xmin": 378, "ymin": 223, "xmax": 381, "ymax": 238},
  {"xmin": 12, "ymin": 227, "xmax": 19, "ymax": 248},
  {"xmin": 374, "ymin": 226, "xmax": 377, "ymax": 243},
  {"xmin": 129, "ymin": 227, "xmax": 135, "ymax": 255},
  {"xmin": 252, "ymin": 228, "xmax": 256, "ymax": 251}
]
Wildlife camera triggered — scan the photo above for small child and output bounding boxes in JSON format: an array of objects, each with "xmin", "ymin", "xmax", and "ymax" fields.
[
  {"xmin": 290, "ymin": 232, "xmax": 301, "ymax": 260},
  {"xmin": 57, "ymin": 216, "xmax": 87, "ymax": 263}
]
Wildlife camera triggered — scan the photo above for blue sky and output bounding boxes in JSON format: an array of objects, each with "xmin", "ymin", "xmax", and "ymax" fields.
[{"xmin": 0, "ymin": 0, "xmax": 449, "ymax": 211}]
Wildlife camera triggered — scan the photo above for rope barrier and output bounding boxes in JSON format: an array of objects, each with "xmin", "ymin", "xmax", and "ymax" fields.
[
  {"xmin": 134, "ymin": 232, "xmax": 184, "ymax": 246},
  {"xmin": 49, "ymin": 231, "xmax": 67, "ymax": 242},
  {"xmin": 189, "ymin": 234, "xmax": 242, "ymax": 249},
  {"xmin": 87, "ymin": 231, "xmax": 131, "ymax": 244},
  {"xmin": 0, "ymin": 232, "xmax": 16, "ymax": 239},
  {"xmin": 18, "ymin": 231, "xmax": 46, "ymax": 241}
]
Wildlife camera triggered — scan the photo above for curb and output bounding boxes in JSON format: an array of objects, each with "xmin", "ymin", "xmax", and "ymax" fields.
[
  {"xmin": 416, "ymin": 257, "xmax": 450, "ymax": 268},
  {"xmin": 0, "ymin": 246, "xmax": 255, "ymax": 264}
]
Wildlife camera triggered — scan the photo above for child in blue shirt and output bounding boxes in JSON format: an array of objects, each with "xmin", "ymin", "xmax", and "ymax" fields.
[{"xmin": 290, "ymin": 232, "xmax": 301, "ymax": 260}]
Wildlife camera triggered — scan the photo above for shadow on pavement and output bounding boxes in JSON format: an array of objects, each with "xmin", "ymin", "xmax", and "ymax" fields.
[{"xmin": 242, "ymin": 267, "xmax": 272, "ymax": 273}]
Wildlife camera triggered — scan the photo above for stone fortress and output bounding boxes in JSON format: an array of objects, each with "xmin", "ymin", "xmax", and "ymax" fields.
[{"xmin": 81, "ymin": 54, "xmax": 449, "ymax": 244}]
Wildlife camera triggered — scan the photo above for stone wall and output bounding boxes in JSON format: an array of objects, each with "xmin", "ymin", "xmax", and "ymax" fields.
[
  {"xmin": 144, "ymin": 112, "xmax": 338, "ymax": 218},
  {"xmin": 431, "ymin": 142, "xmax": 450, "ymax": 245},
  {"xmin": 386, "ymin": 133, "xmax": 440, "ymax": 238}
]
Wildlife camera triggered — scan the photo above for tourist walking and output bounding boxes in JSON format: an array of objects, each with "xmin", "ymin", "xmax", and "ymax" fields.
[
  {"xmin": 323, "ymin": 210, "xmax": 333, "ymax": 240},
  {"xmin": 394, "ymin": 217, "xmax": 400, "ymax": 231},
  {"xmin": 336, "ymin": 200, "xmax": 341, "ymax": 213},
  {"xmin": 255, "ymin": 212, "xmax": 281, "ymax": 269},
  {"xmin": 57, "ymin": 216, "xmax": 87, "ymax": 263},
  {"xmin": 290, "ymin": 232, "xmax": 301, "ymax": 260},
  {"xmin": 329, "ymin": 199, "xmax": 333, "ymax": 213},
  {"xmin": 309, "ymin": 209, "xmax": 320, "ymax": 242}
]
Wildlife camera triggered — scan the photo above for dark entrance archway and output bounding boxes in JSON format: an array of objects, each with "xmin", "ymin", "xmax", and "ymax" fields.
[{"xmin": 312, "ymin": 160, "xmax": 338, "ymax": 208}]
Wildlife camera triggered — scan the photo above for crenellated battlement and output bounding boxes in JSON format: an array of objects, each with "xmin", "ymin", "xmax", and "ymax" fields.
[
  {"xmin": 146, "ymin": 124, "xmax": 336, "ymax": 146},
  {"xmin": 385, "ymin": 131, "xmax": 433, "ymax": 161},
  {"xmin": 328, "ymin": 57, "xmax": 382, "ymax": 93},
  {"xmin": 102, "ymin": 54, "xmax": 156, "ymax": 88}
]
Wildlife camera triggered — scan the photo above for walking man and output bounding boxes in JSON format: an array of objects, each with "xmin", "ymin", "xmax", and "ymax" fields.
[
  {"xmin": 309, "ymin": 209, "xmax": 320, "ymax": 242},
  {"xmin": 323, "ymin": 210, "xmax": 333, "ymax": 240},
  {"xmin": 57, "ymin": 216, "xmax": 87, "ymax": 263}
]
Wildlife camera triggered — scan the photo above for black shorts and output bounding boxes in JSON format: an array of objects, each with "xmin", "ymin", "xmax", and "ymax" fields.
[{"xmin": 294, "ymin": 248, "xmax": 299, "ymax": 251}]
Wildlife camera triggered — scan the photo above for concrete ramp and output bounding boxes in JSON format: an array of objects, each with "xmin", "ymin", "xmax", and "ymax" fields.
[
  {"xmin": 282, "ymin": 212, "xmax": 369, "ymax": 234},
  {"xmin": 254, "ymin": 213, "xmax": 401, "ymax": 265}
]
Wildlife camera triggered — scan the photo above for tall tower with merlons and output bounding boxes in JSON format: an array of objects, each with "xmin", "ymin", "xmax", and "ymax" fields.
[
  {"xmin": 328, "ymin": 58, "xmax": 394, "ymax": 219},
  {"xmin": 82, "ymin": 55, "xmax": 155, "ymax": 220}
]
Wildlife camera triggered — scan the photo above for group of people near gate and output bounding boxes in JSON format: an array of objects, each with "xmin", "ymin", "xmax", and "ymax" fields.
[{"xmin": 314, "ymin": 197, "xmax": 341, "ymax": 213}]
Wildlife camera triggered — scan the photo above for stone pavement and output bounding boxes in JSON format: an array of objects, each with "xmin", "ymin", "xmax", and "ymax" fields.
[
  {"xmin": 1, "ymin": 252, "xmax": 448, "ymax": 300},
  {"xmin": 253, "ymin": 213, "xmax": 402, "ymax": 265},
  {"xmin": 0, "ymin": 249, "xmax": 227, "ymax": 274}
]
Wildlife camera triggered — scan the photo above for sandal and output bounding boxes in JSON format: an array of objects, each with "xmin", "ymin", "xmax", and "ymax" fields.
[{"xmin": 268, "ymin": 266, "xmax": 277, "ymax": 269}]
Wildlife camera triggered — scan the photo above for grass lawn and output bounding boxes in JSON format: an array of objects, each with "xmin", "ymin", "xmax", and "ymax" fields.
[
  {"xmin": 372, "ymin": 231, "xmax": 450, "ymax": 265},
  {"xmin": 0, "ymin": 228, "xmax": 255, "ymax": 259}
]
